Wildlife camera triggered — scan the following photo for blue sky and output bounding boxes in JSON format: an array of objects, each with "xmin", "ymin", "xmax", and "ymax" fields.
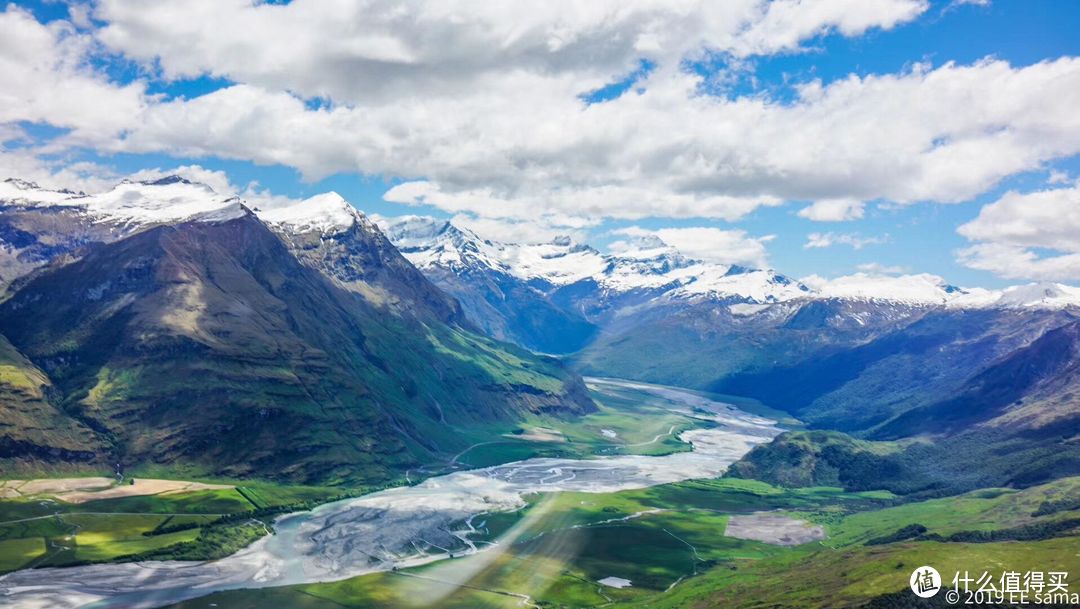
[{"xmin": 5, "ymin": 0, "xmax": 1080, "ymax": 287}]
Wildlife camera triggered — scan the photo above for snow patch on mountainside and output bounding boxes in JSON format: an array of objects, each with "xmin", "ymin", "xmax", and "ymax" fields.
[
  {"xmin": 729, "ymin": 303, "xmax": 772, "ymax": 316},
  {"xmin": 495, "ymin": 238, "xmax": 608, "ymax": 286}
]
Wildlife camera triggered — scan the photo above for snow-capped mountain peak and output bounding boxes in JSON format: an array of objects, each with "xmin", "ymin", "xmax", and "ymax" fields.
[
  {"xmin": 255, "ymin": 191, "xmax": 365, "ymax": 235},
  {"xmin": 670, "ymin": 266, "xmax": 811, "ymax": 303},
  {"xmin": 377, "ymin": 216, "xmax": 608, "ymax": 284},
  {"xmin": 612, "ymin": 233, "xmax": 669, "ymax": 254},
  {"xmin": 380, "ymin": 215, "xmax": 459, "ymax": 248},
  {"xmin": 377, "ymin": 215, "xmax": 507, "ymax": 273},
  {"xmin": 602, "ymin": 237, "xmax": 697, "ymax": 290},
  {"xmin": 137, "ymin": 175, "xmax": 196, "ymax": 187}
]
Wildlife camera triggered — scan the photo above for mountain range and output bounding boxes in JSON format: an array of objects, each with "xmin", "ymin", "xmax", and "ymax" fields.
[
  {"xmin": 382, "ymin": 214, "xmax": 1080, "ymax": 493},
  {"xmin": 381, "ymin": 215, "xmax": 1080, "ymax": 352},
  {"xmin": 0, "ymin": 177, "xmax": 592, "ymax": 484},
  {"xmin": 4, "ymin": 177, "xmax": 1079, "ymax": 493}
]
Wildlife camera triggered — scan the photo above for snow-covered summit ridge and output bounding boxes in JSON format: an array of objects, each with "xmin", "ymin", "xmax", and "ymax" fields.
[
  {"xmin": 1, "ymin": 176, "xmax": 372, "ymax": 235},
  {"xmin": 381, "ymin": 215, "xmax": 808, "ymax": 299},
  {"xmin": 381, "ymin": 215, "xmax": 1080, "ymax": 310},
  {"xmin": 801, "ymin": 272, "xmax": 966, "ymax": 305},
  {"xmin": 0, "ymin": 175, "xmax": 246, "ymax": 224},
  {"xmin": 0, "ymin": 178, "xmax": 86, "ymax": 204},
  {"xmin": 802, "ymin": 273, "xmax": 1080, "ymax": 310}
]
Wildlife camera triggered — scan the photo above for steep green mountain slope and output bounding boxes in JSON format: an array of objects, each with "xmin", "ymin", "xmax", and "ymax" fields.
[
  {"xmin": 0, "ymin": 333, "xmax": 103, "ymax": 469},
  {"xmin": 875, "ymin": 319, "xmax": 1080, "ymax": 439},
  {"xmin": 722, "ymin": 320, "xmax": 1080, "ymax": 497},
  {"xmin": 712, "ymin": 308, "xmax": 1077, "ymax": 432},
  {"xmin": 0, "ymin": 210, "xmax": 592, "ymax": 484}
]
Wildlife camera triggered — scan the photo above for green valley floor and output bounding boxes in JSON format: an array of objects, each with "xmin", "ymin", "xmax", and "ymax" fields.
[
  {"xmin": 2, "ymin": 380, "xmax": 1077, "ymax": 608},
  {"xmin": 158, "ymin": 477, "xmax": 1080, "ymax": 609}
]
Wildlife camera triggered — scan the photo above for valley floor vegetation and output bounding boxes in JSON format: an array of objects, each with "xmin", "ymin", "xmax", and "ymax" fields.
[
  {"xmin": 3, "ymin": 382, "xmax": 1077, "ymax": 609},
  {"xmin": 0, "ymin": 479, "xmax": 362, "ymax": 573},
  {"xmin": 160, "ymin": 476, "xmax": 1080, "ymax": 609}
]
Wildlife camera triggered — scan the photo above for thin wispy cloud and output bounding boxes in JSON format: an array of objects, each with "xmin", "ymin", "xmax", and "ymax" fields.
[{"xmin": 804, "ymin": 232, "xmax": 889, "ymax": 250}]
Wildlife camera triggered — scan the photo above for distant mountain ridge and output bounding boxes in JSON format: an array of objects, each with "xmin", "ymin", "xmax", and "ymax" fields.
[
  {"xmin": 382, "ymin": 215, "xmax": 814, "ymax": 303},
  {"xmin": 383, "ymin": 214, "xmax": 1080, "ymax": 311},
  {"xmin": 381, "ymin": 215, "xmax": 818, "ymax": 352},
  {"xmin": 379, "ymin": 214, "xmax": 1080, "ymax": 356}
]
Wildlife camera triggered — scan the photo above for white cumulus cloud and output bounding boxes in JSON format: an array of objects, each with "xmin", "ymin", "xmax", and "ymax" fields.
[
  {"xmin": 4, "ymin": 1, "xmax": 1080, "ymax": 241},
  {"xmin": 798, "ymin": 198, "xmax": 866, "ymax": 221},
  {"xmin": 957, "ymin": 185, "xmax": 1080, "ymax": 280}
]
